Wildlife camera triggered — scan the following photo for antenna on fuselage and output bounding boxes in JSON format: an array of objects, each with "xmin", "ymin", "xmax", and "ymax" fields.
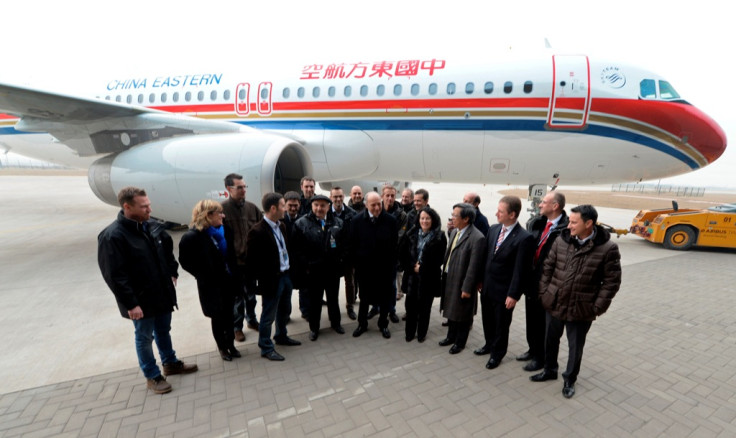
[{"xmin": 544, "ymin": 38, "xmax": 552, "ymax": 49}]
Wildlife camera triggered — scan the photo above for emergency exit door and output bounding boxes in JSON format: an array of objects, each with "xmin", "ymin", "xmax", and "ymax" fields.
[{"xmin": 547, "ymin": 55, "xmax": 590, "ymax": 128}]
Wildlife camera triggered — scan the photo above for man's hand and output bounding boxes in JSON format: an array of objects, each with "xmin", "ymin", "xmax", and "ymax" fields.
[
  {"xmin": 505, "ymin": 297, "xmax": 517, "ymax": 309},
  {"xmin": 461, "ymin": 291, "xmax": 470, "ymax": 299},
  {"xmin": 171, "ymin": 277, "xmax": 178, "ymax": 287},
  {"xmin": 128, "ymin": 306, "xmax": 144, "ymax": 320}
]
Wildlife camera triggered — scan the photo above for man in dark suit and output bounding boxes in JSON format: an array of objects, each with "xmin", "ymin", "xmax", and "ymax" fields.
[
  {"xmin": 518, "ymin": 191, "xmax": 568, "ymax": 372},
  {"xmin": 475, "ymin": 195, "xmax": 535, "ymax": 370},
  {"xmin": 349, "ymin": 192, "xmax": 398, "ymax": 339},
  {"xmin": 246, "ymin": 192, "xmax": 302, "ymax": 361}
]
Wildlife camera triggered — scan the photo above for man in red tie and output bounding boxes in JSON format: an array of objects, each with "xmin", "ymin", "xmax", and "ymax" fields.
[
  {"xmin": 517, "ymin": 191, "xmax": 568, "ymax": 372},
  {"xmin": 475, "ymin": 196, "xmax": 535, "ymax": 370}
]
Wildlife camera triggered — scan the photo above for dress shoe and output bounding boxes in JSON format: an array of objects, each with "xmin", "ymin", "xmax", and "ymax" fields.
[
  {"xmin": 381, "ymin": 327, "xmax": 391, "ymax": 339},
  {"xmin": 485, "ymin": 358, "xmax": 501, "ymax": 369},
  {"xmin": 396, "ymin": 291, "xmax": 404, "ymax": 301},
  {"xmin": 441, "ymin": 319, "xmax": 449, "ymax": 327},
  {"xmin": 274, "ymin": 337, "xmax": 301, "ymax": 346},
  {"xmin": 562, "ymin": 381, "xmax": 575, "ymax": 398},
  {"xmin": 523, "ymin": 359, "xmax": 544, "ymax": 372},
  {"xmin": 405, "ymin": 334, "xmax": 414, "ymax": 342},
  {"xmin": 473, "ymin": 346, "xmax": 491, "ymax": 356},
  {"xmin": 162, "ymin": 360, "xmax": 198, "ymax": 376},
  {"xmin": 247, "ymin": 320, "xmax": 260, "ymax": 330},
  {"xmin": 309, "ymin": 331, "xmax": 318, "ymax": 341},
  {"xmin": 219, "ymin": 349, "xmax": 232, "ymax": 361},
  {"xmin": 516, "ymin": 351, "xmax": 532, "ymax": 361},
  {"xmin": 367, "ymin": 307, "xmax": 379, "ymax": 319},
  {"xmin": 234, "ymin": 330, "xmax": 246, "ymax": 342},
  {"xmin": 347, "ymin": 309, "xmax": 357, "ymax": 320},
  {"xmin": 449, "ymin": 344, "xmax": 464, "ymax": 354},
  {"xmin": 332, "ymin": 325, "xmax": 345, "ymax": 334},
  {"xmin": 417, "ymin": 336, "xmax": 426, "ymax": 343},
  {"xmin": 389, "ymin": 312, "xmax": 400, "ymax": 323},
  {"xmin": 353, "ymin": 326, "xmax": 367, "ymax": 337},
  {"xmin": 530, "ymin": 370, "xmax": 558, "ymax": 382},
  {"xmin": 401, "ymin": 313, "xmax": 407, "ymax": 321},
  {"xmin": 438, "ymin": 338, "xmax": 453, "ymax": 346},
  {"xmin": 301, "ymin": 313, "xmax": 308, "ymax": 320},
  {"xmin": 261, "ymin": 350, "xmax": 285, "ymax": 361},
  {"xmin": 228, "ymin": 346, "xmax": 242, "ymax": 358}
]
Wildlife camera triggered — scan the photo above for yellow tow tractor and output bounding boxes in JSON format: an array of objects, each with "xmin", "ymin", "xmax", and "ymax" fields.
[{"xmin": 630, "ymin": 201, "xmax": 736, "ymax": 250}]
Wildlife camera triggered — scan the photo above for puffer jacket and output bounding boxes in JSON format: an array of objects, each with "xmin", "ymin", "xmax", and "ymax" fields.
[{"xmin": 539, "ymin": 225, "xmax": 622, "ymax": 322}]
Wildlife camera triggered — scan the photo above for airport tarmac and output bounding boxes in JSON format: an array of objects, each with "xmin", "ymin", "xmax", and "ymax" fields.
[{"xmin": 1, "ymin": 174, "xmax": 736, "ymax": 437}]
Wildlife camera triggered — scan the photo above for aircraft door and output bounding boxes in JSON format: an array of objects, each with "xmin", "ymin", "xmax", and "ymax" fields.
[
  {"xmin": 548, "ymin": 55, "xmax": 590, "ymax": 128},
  {"xmin": 258, "ymin": 82, "xmax": 272, "ymax": 116},
  {"xmin": 235, "ymin": 83, "xmax": 250, "ymax": 116}
]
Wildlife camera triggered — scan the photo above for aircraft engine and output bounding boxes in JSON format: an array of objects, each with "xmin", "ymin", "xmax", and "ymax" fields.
[{"xmin": 88, "ymin": 132, "xmax": 312, "ymax": 224}]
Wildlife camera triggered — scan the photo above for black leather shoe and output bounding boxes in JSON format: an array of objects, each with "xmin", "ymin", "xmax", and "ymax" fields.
[
  {"xmin": 562, "ymin": 381, "xmax": 575, "ymax": 398},
  {"xmin": 261, "ymin": 350, "xmax": 285, "ymax": 361},
  {"xmin": 246, "ymin": 320, "xmax": 260, "ymax": 330},
  {"xmin": 219, "ymin": 349, "xmax": 232, "ymax": 361},
  {"xmin": 347, "ymin": 309, "xmax": 357, "ymax": 320},
  {"xmin": 353, "ymin": 326, "xmax": 367, "ymax": 337},
  {"xmin": 449, "ymin": 344, "xmax": 464, "ymax": 354},
  {"xmin": 530, "ymin": 370, "xmax": 558, "ymax": 382},
  {"xmin": 516, "ymin": 351, "xmax": 532, "ymax": 361},
  {"xmin": 473, "ymin": 346, "xmax": 491, "ymax": 356},
  {"xmin": 438, "ymin": 338, "xmax": 453, "ymax": 346},
  {"xmin": 405, "ymin": 335, "xmax": 414, "ymax": 342},
  {"xmin": 228, "ymin": 347, "xmax": 242, "ymax": 358},
  {"xmin": 274, "ymin": 337, "xmax": 301, "ymax": 346},
  {"xmin": 523, "ymin": 359, "xmax": 544, "ymax": 372},
  {"xmin": 309, "ymin": 331, "xmax": 318, "ymax": 341},
  {"xmin": 485, "ymin": 358, "xmax": 501, "ymax": 369},
  {"xmin": 332, "ymin": 325, "xmax": 345, "ymax": 334},
  {"xmin": 389, "ymin": 312, "xmax": 400, "ymax": 323},
  {"xmin": 417, "ymin": 336, "xmax": 426, "ymax": 343},
  {"xmin": 441, "ymin": 320, "xmax": 449, "ymax": 327},
  {"xmin": 367, "ymin": 307, "xmax": 379, "ymax": 319},
  {"xmin": 381, "ymin": 328, "xmax": 391, "ymax": 339}
]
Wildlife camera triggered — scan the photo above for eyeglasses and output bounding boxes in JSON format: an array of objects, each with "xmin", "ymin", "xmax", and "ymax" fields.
[{"xmin": 229, "ymin": 185, "xmax": 247, "ymax": 190}]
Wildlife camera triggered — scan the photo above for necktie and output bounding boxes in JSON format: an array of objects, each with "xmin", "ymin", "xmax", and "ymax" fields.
[
  {"xmin": 445, "ymin": 230, "xmax": 460, "ymax": 272},
  {"xmin": 534, "ymin": 221, "xmax": 554, "ymax": 262},
  {"xmin": 495, "ymin": 226, "xmax": 507, "ymax": 252}
]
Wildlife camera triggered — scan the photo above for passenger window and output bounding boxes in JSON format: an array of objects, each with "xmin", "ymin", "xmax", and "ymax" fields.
[
  {"xmin": 105, "ymin": 96, "xmax": 111, "ymax": 101},
  {"xmin": 360, "ymin": 85, "xmax": 368, "ymax": 97},
  {"xmin": 223, "ymin": 90, "xmax": 230, "ymax": 100},
  {"xmin": 447, "ymin": 82, "xmax": 456, "ymax": 95},
  {"xmin": 297, "ymin": 87, "xmax": 305, "ymax": 98},
  {"xmin": 328, "ymin": 86, "xmax": 336, "ymax": 97},
  {"xmin": 173, "ymin": 92, "xmax": 180, "ymax": 102},
  {"xmin": 261, "ymin": 88, "xmax": 269, "ymax": 99},
  {"xmin": 149, "ymin": 93, "xmax": 155, "ymax": 103},
  {"xmin": 429, "ymin": 83, "xmax": 437, "ymax": 95},
  {"xmin": 344, "ymin": 85, "xmax": 352, "ymax": 97},
  {"xmin": 504, "ymin": 81, "xmax": 512, "ymax": 94},
  {"xmin": 283, "ymin": 88, "xmax": 290, "ymax": 99},
  {"xmin": 185, "ymin": 91, "xmax": 192, "ymax": 102},
  {"xmin": 161, "ymin": 93, "xmax": 167, "ymax": 103},
  {"xmin": 138, "ymin": 94, "xmax": 144, "ymax": 104},
  {"xmin": 659, "ymin": 80, "xmax": 681, "ymax": 99},
  {"xmin": 239, "ymin": 88, "xmax": 246, "ymax": 100},
  {"xmin": 312, "ymin": 87, "xmax": 320, "ymax": 98},
  {"xmin": 376, "ymin": 85, "xmax": 385, "ymax": 96},
  {"xmin": 465, "ymin": 82, "xmax": 474, "ymax": 94},
  {"xmin": 640, "ymin": 79, "xmax": 656, "ymax": 99},
  {"xmin": 484, "ymin": 81, "xmax": 494, "ymax": 94},
  {"xmin": 197, "ymin": 91, "xmax": 204, "ymax": 101},
  {"xmin": 210, "ymin": 90, "xmax": 217, "ymax": 101},
  {"xmin": 126, "ymin": 95, "xmax": 132, "ymax": 104},
  {"xmin": 523, "ymin": 81, "xmax": 533, "ymax": 94},
  {"xmin": 115, "ymin": 95, "xmax": 121, "ymax": 102},
  {"xmin": 411, "ymin": 83, "xmax": 419, "ymax": 96},
  {"xmin": 393, "ymin": 84, "xmax": 402, "ymax": 96}
]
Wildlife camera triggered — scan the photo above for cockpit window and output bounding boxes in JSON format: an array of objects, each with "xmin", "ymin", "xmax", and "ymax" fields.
[
  {"xmin": 640, "ymin": 79, "xmax": 656, "ymax": 99},
  {"xmin": 659, "ymin": 81, "xmax": 681, "ymax": 100}
]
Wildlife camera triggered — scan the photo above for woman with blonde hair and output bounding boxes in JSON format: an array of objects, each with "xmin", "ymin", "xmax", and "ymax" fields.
[{"xmin": 179, "ymin": 200, "xmax": 242, "ymax": 361}]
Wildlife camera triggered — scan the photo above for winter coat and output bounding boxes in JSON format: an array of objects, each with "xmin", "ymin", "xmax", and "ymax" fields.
[
  {"xmin": 399, "ymin": 224, "xmax": 447, "ymax": 298},
  {"xmin": 527, "ymin": 211, "xmax": 569, "ymax": 295},
  {"xmin": 539, "ymin": 225, "xmax": 622, "ymax": 322},
  {"xmin": 441, "ymin": 225, "xmax": 486, "ymax": 322},
  {"xmin": 347, "ymin": 210, "xmax": 398, "ymax": 305},
  {"xmin": 245, "ymin": 219, "xmax": 290, "ymax": 297},
  {"xmin": 290, "ymin": 212, "xmax": 345, "ymax": 287}
]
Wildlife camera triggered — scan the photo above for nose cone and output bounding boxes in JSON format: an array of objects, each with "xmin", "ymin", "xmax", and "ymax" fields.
[{"xmin": 685, "ymin": 105, "xmax": 727, "ymax": 166}]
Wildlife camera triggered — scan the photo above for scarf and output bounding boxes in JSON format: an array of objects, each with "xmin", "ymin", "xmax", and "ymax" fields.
[
  {"xmin": 416, "ymin": 229, "xmax": 435, "ymax": 263},
  {"xmin": 205, "ymin": 225, "xmax": 227, "ymax": 257}
]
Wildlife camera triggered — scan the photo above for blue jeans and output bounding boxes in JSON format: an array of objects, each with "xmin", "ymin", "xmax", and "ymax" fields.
[
  {"xmin": 259, "ymin": 274, "xmax": 293, "ymax": 355},
  {"xmin": 132, "ymin": 312, "xmax": 177, "ymax": 379}
]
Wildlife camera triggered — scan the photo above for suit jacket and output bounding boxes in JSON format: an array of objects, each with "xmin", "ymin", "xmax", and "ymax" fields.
[
  {"xmin": 441, "ymin": 224, "xmax": 486, "ymax": 322},
  {"xmin": 347, "ymin": 209, "xmax": 398, "ymax": 305},
  {"xmin": 481, "ymin": 223, "xmax": 535, "ymax": 303},
  {"xmin": 245, "ymin": 219, "xmax": 289, "ymax": 297}
]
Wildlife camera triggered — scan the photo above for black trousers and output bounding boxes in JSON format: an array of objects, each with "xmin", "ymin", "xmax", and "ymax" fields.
[
  {"xmin": 524, "ymin": 293, "xmax": 547, "ymax": 361},
  {"xmin": 445, "ymin": 320, "xmax": 472, "ymax": 348},
  {"xmin": 544, "ymin": 313, "xmax": 592, "ymax": 384},
  {"xmin": 357, "ymin": 299, "xmax": 388, "ymax": 329},
  {"xmin": 480, "ymin": 294, "xmax": 515, "ymax": 360},
  {"xmin": 307, "ymin": 274, "xmax": 341, "ymax": 332},
  {"xmin": 405, "ymin": 290, "xmax": 434, "ymax": 340},
  {"xmin": 211, "ymin": 302, "xmax": 235, "ymax": 351}
]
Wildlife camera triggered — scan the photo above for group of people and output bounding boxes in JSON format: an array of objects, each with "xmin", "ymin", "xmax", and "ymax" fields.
[{"xmin": 98, "ymin": 176, "xmax": 621, "ymax": 399}]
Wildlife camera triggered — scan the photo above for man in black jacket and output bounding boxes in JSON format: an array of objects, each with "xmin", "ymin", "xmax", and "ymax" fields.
[
  {"xmin": 291, "ymin": 194, "xmax": 345, "ymax": 341},
  {"xmin": 98, "ymin": 187, "xmax": 198, "ymax": 394},
  {"xmin": 329, "ymin": 187, "xmax": 358, "ymax": 320},
  {"xmin": 518, "ymin": 191, "xmax": 568, "ymax": 372}
]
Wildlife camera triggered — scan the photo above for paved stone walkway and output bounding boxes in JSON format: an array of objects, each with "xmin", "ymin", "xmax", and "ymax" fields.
[{"xmin": 2, "ymin": 249, "xmax": 736, "ymax": 437}]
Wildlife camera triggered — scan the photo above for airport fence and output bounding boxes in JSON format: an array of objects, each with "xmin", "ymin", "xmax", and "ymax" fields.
[{"xmin": 611, "ymin": 183, "xmax": 705, "ymax": 197}]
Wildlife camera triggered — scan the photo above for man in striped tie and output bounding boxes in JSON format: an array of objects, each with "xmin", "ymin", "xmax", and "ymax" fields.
[
  {"xmin": 518, "ymin": 191, "xmax": 568, "ymax": 372},
  {"xmin": 475, "ymin": 196, "xmax": 535, "ymax": 370}
]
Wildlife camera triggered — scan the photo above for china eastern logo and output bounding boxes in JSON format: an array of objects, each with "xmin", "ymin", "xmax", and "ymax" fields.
[{"xmin": 600, "ymin": 66, "xmax": 626, "ymax": 89}]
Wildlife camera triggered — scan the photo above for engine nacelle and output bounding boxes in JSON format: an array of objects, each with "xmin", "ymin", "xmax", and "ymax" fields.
[{"xmin": 88, "ymin": 132, "xmax": 312, "ymax": 224}]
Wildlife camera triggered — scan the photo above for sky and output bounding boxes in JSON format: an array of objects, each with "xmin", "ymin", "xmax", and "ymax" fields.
[{"xmin": 2, "ymin": 0, "xmax": 734, "ymax": 187}]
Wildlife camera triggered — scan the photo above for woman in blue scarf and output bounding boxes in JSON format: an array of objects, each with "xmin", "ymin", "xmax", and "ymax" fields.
[
  {"xmin": 179, "ymin": 200, "xmax": 242, "ymax": 361},
  {"xmin": 399, "ymin": 207, "xmax": 447, "ymax": 343}
]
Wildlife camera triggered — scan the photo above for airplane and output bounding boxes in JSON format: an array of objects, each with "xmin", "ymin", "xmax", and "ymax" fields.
[{"xmin": 0, "ymin": 52, "xmax": 727, "ymax": 224}]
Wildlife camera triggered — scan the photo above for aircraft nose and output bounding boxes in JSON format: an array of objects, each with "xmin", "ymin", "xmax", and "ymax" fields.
[{"xmin": 688, "ymin": 106, "xmax": 727, "ymax": 166}]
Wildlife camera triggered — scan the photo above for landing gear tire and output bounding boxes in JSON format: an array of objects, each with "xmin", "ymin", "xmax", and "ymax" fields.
[{"xmin": 662, "ymin": 225, "xmax": 696, "ymax": 251}]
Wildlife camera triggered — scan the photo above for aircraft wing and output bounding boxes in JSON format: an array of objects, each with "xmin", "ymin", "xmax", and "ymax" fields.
[{"xmin": 0, "ymin": 82, "xmax": 244, "ymax": 156}]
